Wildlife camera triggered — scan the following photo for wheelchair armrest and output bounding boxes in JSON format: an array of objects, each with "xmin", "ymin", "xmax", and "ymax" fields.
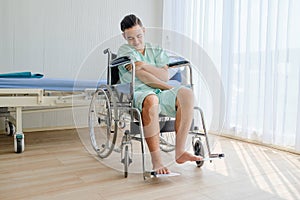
[
  {"xmin": 167, "ymin": 59, "xmax": 192, "ymax": 84},
  {"xmin": 168, "ymin": 60, "xmax": 190, "ymax": 67},
  {"xmin": 111, "ymin": 56, "xmax": 131, "ymax": 67}
]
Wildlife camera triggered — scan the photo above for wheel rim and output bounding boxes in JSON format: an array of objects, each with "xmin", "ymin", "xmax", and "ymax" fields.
[{"xmin": 89, "ymin": 85, "xmax": 118, "ymax": 158}]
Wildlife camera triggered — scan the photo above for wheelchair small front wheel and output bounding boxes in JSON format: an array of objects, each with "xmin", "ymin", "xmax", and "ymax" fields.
[
  {"xmin": 123, "ymin": 145, "xmax": 129, "ymax": 178},
  {"xmin": 193, "ymin": 139, "xmax": 204, "ymax": 168}
]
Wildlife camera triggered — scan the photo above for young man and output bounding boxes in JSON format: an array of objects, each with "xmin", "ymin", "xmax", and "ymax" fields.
[{"xmin": 118, "ymin": 14, "xmax": 202, "ymax": 174}]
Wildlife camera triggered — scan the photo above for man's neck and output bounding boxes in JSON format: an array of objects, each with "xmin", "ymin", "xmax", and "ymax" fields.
[{"xmin": 138, "ymin": 48, "xmax": 145, "ymax": 55}]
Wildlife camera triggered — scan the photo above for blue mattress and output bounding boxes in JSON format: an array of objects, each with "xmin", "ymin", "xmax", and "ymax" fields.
[
  {"xmin": 0, "ymin": 70, "xmax": 181, "ymax": 92},
  {"xmin": 0, "ymin": 77, "xmax": 106, "ymax": 91}
]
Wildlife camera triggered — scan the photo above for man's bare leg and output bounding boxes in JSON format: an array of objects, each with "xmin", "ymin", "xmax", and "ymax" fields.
[
  {"xmin": 174, "ymin": 88, "xmax": 203, "ymax": 164},
  {"xmin": 142, "ymin": 94, "xmax": 170, "ymax": 174}
]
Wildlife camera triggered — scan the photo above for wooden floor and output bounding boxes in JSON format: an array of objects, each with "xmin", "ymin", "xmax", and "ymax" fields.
[{"xmin": 0, "ymin": 128, "xmax": 299, "ymax": 200}]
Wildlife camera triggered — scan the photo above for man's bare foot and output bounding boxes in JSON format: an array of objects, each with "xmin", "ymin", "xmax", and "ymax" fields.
[
  {"xmin": 176, "ymin": 151, "xmax": 203, "ymax": 164},
  {"xmin": 153, "ymin": 165, "xmax": 170, "ymax": 174}
]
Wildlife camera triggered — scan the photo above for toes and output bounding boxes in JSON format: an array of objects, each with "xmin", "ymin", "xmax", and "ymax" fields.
[{"xmin": 155, "ymin": 167, "xmax": 170, "ymax": 174}]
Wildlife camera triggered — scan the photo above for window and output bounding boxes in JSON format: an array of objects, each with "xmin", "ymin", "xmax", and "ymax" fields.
[{"xmin": 163, "ymin": 0, "xmax": 300, "ymax": 152}]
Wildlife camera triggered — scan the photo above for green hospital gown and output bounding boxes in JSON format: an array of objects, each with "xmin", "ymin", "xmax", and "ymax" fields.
[{"xmin": 117, "ymin": 42, "xmax": 183, "ymax": 117}]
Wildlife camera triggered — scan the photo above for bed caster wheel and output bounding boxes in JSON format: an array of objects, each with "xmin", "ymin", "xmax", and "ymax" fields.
[
  {"xmin": 14, "ymin": 133, "xmax": 25, "ymax": 153},
  {"xmin": 193, "ymin": 139, "xmax": 204, "ymax": 168},
  {"xmin": 5, "ymin": 121, "xmax": 15, "ymax": 136}
]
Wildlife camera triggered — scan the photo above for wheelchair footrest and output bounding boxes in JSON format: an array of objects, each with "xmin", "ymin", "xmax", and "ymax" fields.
[
  {"xmin": 202, "ymin": 153, "xmax": 225, "ymax": 161},
  {"xmin": 144, "ymin": 171, "xmax": 181, "ymax": 178}
]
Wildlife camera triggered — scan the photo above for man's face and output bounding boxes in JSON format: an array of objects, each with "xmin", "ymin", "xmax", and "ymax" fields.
[{"xmin": 123, "ymin": 25, "xmax": 145, "ymax": 52}]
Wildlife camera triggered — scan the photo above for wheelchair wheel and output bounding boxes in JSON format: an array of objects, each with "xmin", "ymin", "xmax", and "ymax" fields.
[
  {"xmin": 193, "ymin": 139, "xmax": 204, "ymax": 168},
  {"xmin": 89, "ymin": 86, "xmax": 118, "ymax": 158},
  {"xmin": 160, "ymin": 132, "xmax": 176, "ymax": 152}
]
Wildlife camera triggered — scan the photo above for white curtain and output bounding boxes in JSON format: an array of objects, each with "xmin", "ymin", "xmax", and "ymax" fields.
[{"xmin": 163, "ymin": 0, "xmax": 300, "ymax": 152}]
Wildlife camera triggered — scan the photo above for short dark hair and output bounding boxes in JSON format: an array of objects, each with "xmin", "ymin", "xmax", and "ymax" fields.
[{"xmin": 120, "ymin": 14, "xmax": 143, "ymax": 32}]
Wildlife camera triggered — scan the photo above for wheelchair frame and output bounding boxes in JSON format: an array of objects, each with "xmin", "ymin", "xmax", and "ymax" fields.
[{"xmin": 88, "ymin": 48, "xmax": 224, "ymax": 179}]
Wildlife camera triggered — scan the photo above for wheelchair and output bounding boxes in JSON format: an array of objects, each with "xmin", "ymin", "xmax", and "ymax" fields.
[{"xmin": 88, "ymin": 48, "xmax": 224, "ymax": 179}]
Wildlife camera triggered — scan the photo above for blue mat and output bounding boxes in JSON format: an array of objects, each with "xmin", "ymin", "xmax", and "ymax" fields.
[
  {"xmin": 0, "ymin": 77, "xmax": 106, "ymax": 91},
  {"xmin": 0, "ymin": 72, "xmax": 44, "ymax": 78}
]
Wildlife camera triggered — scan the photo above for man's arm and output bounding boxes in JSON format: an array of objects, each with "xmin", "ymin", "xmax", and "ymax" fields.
[
  {"xmin": 136, "ymin": 61, "xmax": 169, "ymax": 82},
  {"xmin": 135, "ymin": 69, "xmax": 173, "ymax": 90},
  {"xmin": 125, "ymin": 61, "xmax": 172, "ymax": 90},
  {"xmin": 126, "ymin": 61, "xmax": 169, "ymax": 81}
]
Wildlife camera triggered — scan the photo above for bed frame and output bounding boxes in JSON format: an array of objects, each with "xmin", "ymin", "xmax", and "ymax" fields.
[{"xmin": 0, "ymin": 78, "xmax": 104, "ymax": 153}]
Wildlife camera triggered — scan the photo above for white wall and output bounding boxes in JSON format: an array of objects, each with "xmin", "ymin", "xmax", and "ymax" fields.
[
  {"xmin": 0, "ymin": 0, "xmax": 164, "ymax": 132},
  {"xmin": 0, "ymin": 0, "xmax": 163, "ymax": 78}
]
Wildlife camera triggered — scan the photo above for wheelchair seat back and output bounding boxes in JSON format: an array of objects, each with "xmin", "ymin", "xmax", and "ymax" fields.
[{"xmin": 110, "ymin": 53, "xmax": 120, "ymax": 85}]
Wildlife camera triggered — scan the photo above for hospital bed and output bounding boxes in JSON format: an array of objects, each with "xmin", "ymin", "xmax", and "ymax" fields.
[{"xmin": 0, "ymin": 74, "xmax": 105, "ymax": 153}]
